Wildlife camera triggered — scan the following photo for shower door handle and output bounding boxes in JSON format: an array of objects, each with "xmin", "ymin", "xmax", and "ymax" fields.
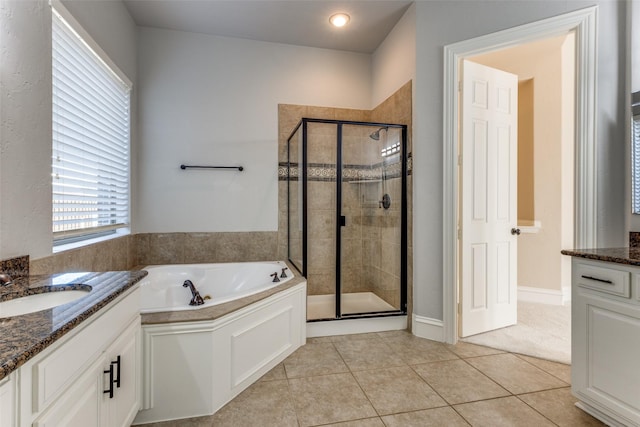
[{"xmin": 340, "ymin": 216, "xmax": 346, "ymax": 227}]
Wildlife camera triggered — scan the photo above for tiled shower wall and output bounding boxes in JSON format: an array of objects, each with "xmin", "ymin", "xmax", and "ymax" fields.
[{"xmin": 278, "ymin": 81, "xmax": 413, "ymax": 317}]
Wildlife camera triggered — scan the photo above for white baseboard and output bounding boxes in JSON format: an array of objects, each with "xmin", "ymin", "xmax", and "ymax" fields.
[
  {"xmin": 575, "ymin": 401, "xmax": 628, "ymax": 427},
  {"xmin": 518, "ymin": 286, "xmax": 571, "ymax": 305},
  {"xmin": 412, "ymin": 315, "xmax": 444, "ymax": 342}
]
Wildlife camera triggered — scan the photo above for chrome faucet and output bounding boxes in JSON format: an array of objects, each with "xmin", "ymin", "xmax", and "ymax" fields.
[
  {"xmin": 182, "ymin": 280, "xmax": 205, "ymax": 306},
  {"xmin": 0, "ymin": 273, "xmax": 13, "ymax": 287}
]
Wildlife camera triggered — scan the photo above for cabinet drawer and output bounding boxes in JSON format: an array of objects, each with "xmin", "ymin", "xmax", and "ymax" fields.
[
  {"xmin": 32, "ymin": 288, "xmax": 140, "ymax": 412},
  {"xmin": 575, "ymin": 262, "xmax": 630, "ymax": 298}
]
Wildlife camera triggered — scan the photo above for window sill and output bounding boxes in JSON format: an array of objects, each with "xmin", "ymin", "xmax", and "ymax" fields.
[{"xmin": 53, "ymin": 228, "xmax": 131, "ymax": 254}]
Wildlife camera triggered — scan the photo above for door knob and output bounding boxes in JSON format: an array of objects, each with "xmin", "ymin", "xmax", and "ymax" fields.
[{"xmin": 511, "ymin": 228, "xmax": 521, "ymax": 235}]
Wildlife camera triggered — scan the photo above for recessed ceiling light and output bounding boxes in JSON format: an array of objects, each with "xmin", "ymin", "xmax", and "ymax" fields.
[{"xmin": 329, "ymin": 13, "xmax": 350, "ymax": 28}]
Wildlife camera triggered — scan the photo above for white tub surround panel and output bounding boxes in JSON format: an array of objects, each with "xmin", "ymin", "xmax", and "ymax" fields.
[{"xmin": 134, "ymin": 282, "xmax": 306, "ymax": 424}]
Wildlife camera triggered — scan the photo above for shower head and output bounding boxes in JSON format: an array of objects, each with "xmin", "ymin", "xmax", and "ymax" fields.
[{"xmin": 369, "ymin": 127, "xmax": 388, "ymax": 141}]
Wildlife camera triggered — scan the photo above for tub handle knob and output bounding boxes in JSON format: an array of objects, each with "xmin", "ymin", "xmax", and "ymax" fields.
[
  {"xmin": 270, "ymin": 272, "xmax": 280, "ymax": 283},
  {"xmin": 280, "ymin": 267, "xmax": 288, "ymax": 278}
]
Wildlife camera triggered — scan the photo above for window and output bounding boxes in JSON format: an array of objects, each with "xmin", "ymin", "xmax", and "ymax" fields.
[
  {"xmin": 632, "ymin": 92, "xmax": 640, "ymax": 213},
  {"xmin": 52, "ymin": 4, "xmax": 131, "ymax": 245}
]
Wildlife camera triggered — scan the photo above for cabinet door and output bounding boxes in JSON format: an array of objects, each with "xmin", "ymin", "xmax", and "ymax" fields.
[
  {"xmin": 104, "ymin": 318, "xmax": 140, "ymax": 427},
  {"xmin": 0, "ymin": 375, "xmax": 15, "ymax": 427},
  {"xmin": 33, "ymin": 358, "xmax": 104, "ymax": 427},
  {"xmin": 573, "ymin": 289, "xmax": 640, "ymax": 424}
]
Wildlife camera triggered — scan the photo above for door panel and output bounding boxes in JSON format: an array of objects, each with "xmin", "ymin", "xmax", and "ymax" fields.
[
  {"xmin": 461, "ymin": 60, "xmax": 518, "ymax": 337},
  {"xmin": 471, "ymin": 243, "xmax": 488, "ymax": 310},
  {"xmin": 472, "ymin": 120, "xmax": 488, "ymax": 221}
]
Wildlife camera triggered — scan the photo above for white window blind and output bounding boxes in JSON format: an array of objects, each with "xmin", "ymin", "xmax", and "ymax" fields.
[
  {"xmin": 632, "ymin": 91, "xmax": 640, "ymax": 214},
  {"xmin": 632, "ymin": 112, "xmax": 640, "ymax": 213},
  {"xmin": 52, "ymin": 8, "xmax": 131, "ymax": 243}
]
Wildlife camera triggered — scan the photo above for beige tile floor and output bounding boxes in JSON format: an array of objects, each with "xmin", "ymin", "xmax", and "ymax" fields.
[{"xmin": 142, "ymin": 331, "xmax": 605, "ymax": 427}]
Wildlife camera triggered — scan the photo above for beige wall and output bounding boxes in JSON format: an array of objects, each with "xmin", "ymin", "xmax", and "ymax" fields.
[
  {"xmin": 518, "ymin": 80, "xmax": 535, "ymax": 223},
  {"xmin": 470, "ymin": 33, "xmax": 575, "ymax": 293}
]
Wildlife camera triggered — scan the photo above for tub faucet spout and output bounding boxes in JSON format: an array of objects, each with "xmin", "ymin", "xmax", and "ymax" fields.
[
  {"xmin": 183, "ymin": 280, "xmax": 205, "ymax": 306},
  {"xmin": 0, "ymin": 273, "xmax": 13, "ymax": 287}
]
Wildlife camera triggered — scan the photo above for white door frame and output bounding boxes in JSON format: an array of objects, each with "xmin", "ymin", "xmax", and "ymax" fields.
[{"xmin": 442, "ymin": 6, "xmax": 598, "ymax": 344}]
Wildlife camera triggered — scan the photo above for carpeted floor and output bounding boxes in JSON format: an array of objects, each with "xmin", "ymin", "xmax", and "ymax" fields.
[{"xmin": 462, "ymin": 301, "xmax": 571, "ymax": 364}]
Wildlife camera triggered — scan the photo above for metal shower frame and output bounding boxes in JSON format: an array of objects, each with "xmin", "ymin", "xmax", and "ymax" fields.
[{"xmin": 287, "ymin": 118, "xmax": 408, "ymax": 321}]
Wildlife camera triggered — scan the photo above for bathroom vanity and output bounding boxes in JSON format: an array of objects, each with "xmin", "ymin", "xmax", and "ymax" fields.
[
  {"xmin": 563, "ymin": 248, "xmax": 640, "ymax": 427},
  {"xmin": 0, "ymin": 271, "xmax": 146, "ymax": 427}
]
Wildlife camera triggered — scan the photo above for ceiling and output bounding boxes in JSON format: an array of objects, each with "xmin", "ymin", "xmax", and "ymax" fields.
[{"xmin": 122, "ymin": 1, "xmax": 413, "ymax": 53}]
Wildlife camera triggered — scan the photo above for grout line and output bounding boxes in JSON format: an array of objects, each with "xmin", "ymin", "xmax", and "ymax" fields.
[
  {"xmin": 514, "ymin": 393, "xmax": 562, "ymax": 426},
  {"xmin": 448, "ymin": 404, "xmax": 474, "ymax": 426},
  {"xmin": 203, "ymin": 334, "xmax": 577, "ymax": 426},
  {"xmin": 283, "ymin": 363, "xmax": 303, "ymax": 427},
  {"xmin": 512, "ymin": 353, "xmax": 572, "ymax": 384},
  {"xmin": 461, "ymin": 353, "xmax": 571, "ymax": 395}
]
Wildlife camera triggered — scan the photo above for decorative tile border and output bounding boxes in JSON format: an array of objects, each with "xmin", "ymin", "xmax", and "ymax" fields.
[{"xmin": 279, "ymin": 153, "xmax": 412, "ymax": 182}]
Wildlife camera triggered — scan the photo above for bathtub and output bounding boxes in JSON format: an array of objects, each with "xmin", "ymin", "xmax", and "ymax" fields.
[
  {"xmin": 133, "ymin": 261, "xmax": 306, "ymax": 425},
  {"xmin": 139, "ymin": 261, "xmax": 293, "ymax": 313}
]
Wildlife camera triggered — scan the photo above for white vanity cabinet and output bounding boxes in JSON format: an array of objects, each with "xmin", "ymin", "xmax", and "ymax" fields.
[
  {"xmin": 103, "ymin": 319, "xmax": 141, "ymax": 427},
  {"xmin": 571, "ymin": 258, "xmax": 640, "ymax": 426},
  {"xmin": 0, "ymin": 373, "xmax": 16, "ymax": 427},
  {"xmin": 18, "ymin": 286, "xmax": 141, "ymax": 427}
]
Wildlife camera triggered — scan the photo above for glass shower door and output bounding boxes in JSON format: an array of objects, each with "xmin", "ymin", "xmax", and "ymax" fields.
[{"xmin": 339, "ymin": 124, "xmax": 404, "ymax": 316}]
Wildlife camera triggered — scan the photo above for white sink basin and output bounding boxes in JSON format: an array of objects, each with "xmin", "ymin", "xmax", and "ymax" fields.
[{"xmin": 0, "ymin": 290, "xmax": 90, "ymax": 318}]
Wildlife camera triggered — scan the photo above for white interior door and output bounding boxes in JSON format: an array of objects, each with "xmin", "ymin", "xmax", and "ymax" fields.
[{"xmin": 460, "ymin": 60, "xmax": 518, "ymax": 338}]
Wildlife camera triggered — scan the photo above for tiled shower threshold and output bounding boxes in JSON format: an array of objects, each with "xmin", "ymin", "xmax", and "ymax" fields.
[
  {"xmin": 306, "ymin": 292, "xmax": 406, "ymax": 338},
  {"xmin": 307, "ymin": 292, "xmax": 397, "ymax": 320}
]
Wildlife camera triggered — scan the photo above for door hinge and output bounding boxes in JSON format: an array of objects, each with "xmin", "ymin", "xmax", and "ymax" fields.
[
  {"xmin": 457, "ymin": 228, "xmax": 461, "ymax": 240},
  {"xmin": 458, "ymin": 155, "xmax": 462, "ymax": 166},
  {"xmin": 457, "ymin": 302, "xmax": 462, "ymax": 315},
  {"xmin": 458, "ymin": 80, "xmax": 462, "ymax": 92}
]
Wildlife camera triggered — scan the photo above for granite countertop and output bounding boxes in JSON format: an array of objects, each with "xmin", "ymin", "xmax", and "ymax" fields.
[
  {"xmin": 561, "ymin": 247, "xmax": 640, "ymax": 267},
  {"xmin": 0, "ymin": 270, "xmax": 147, "ymax": 381}
]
